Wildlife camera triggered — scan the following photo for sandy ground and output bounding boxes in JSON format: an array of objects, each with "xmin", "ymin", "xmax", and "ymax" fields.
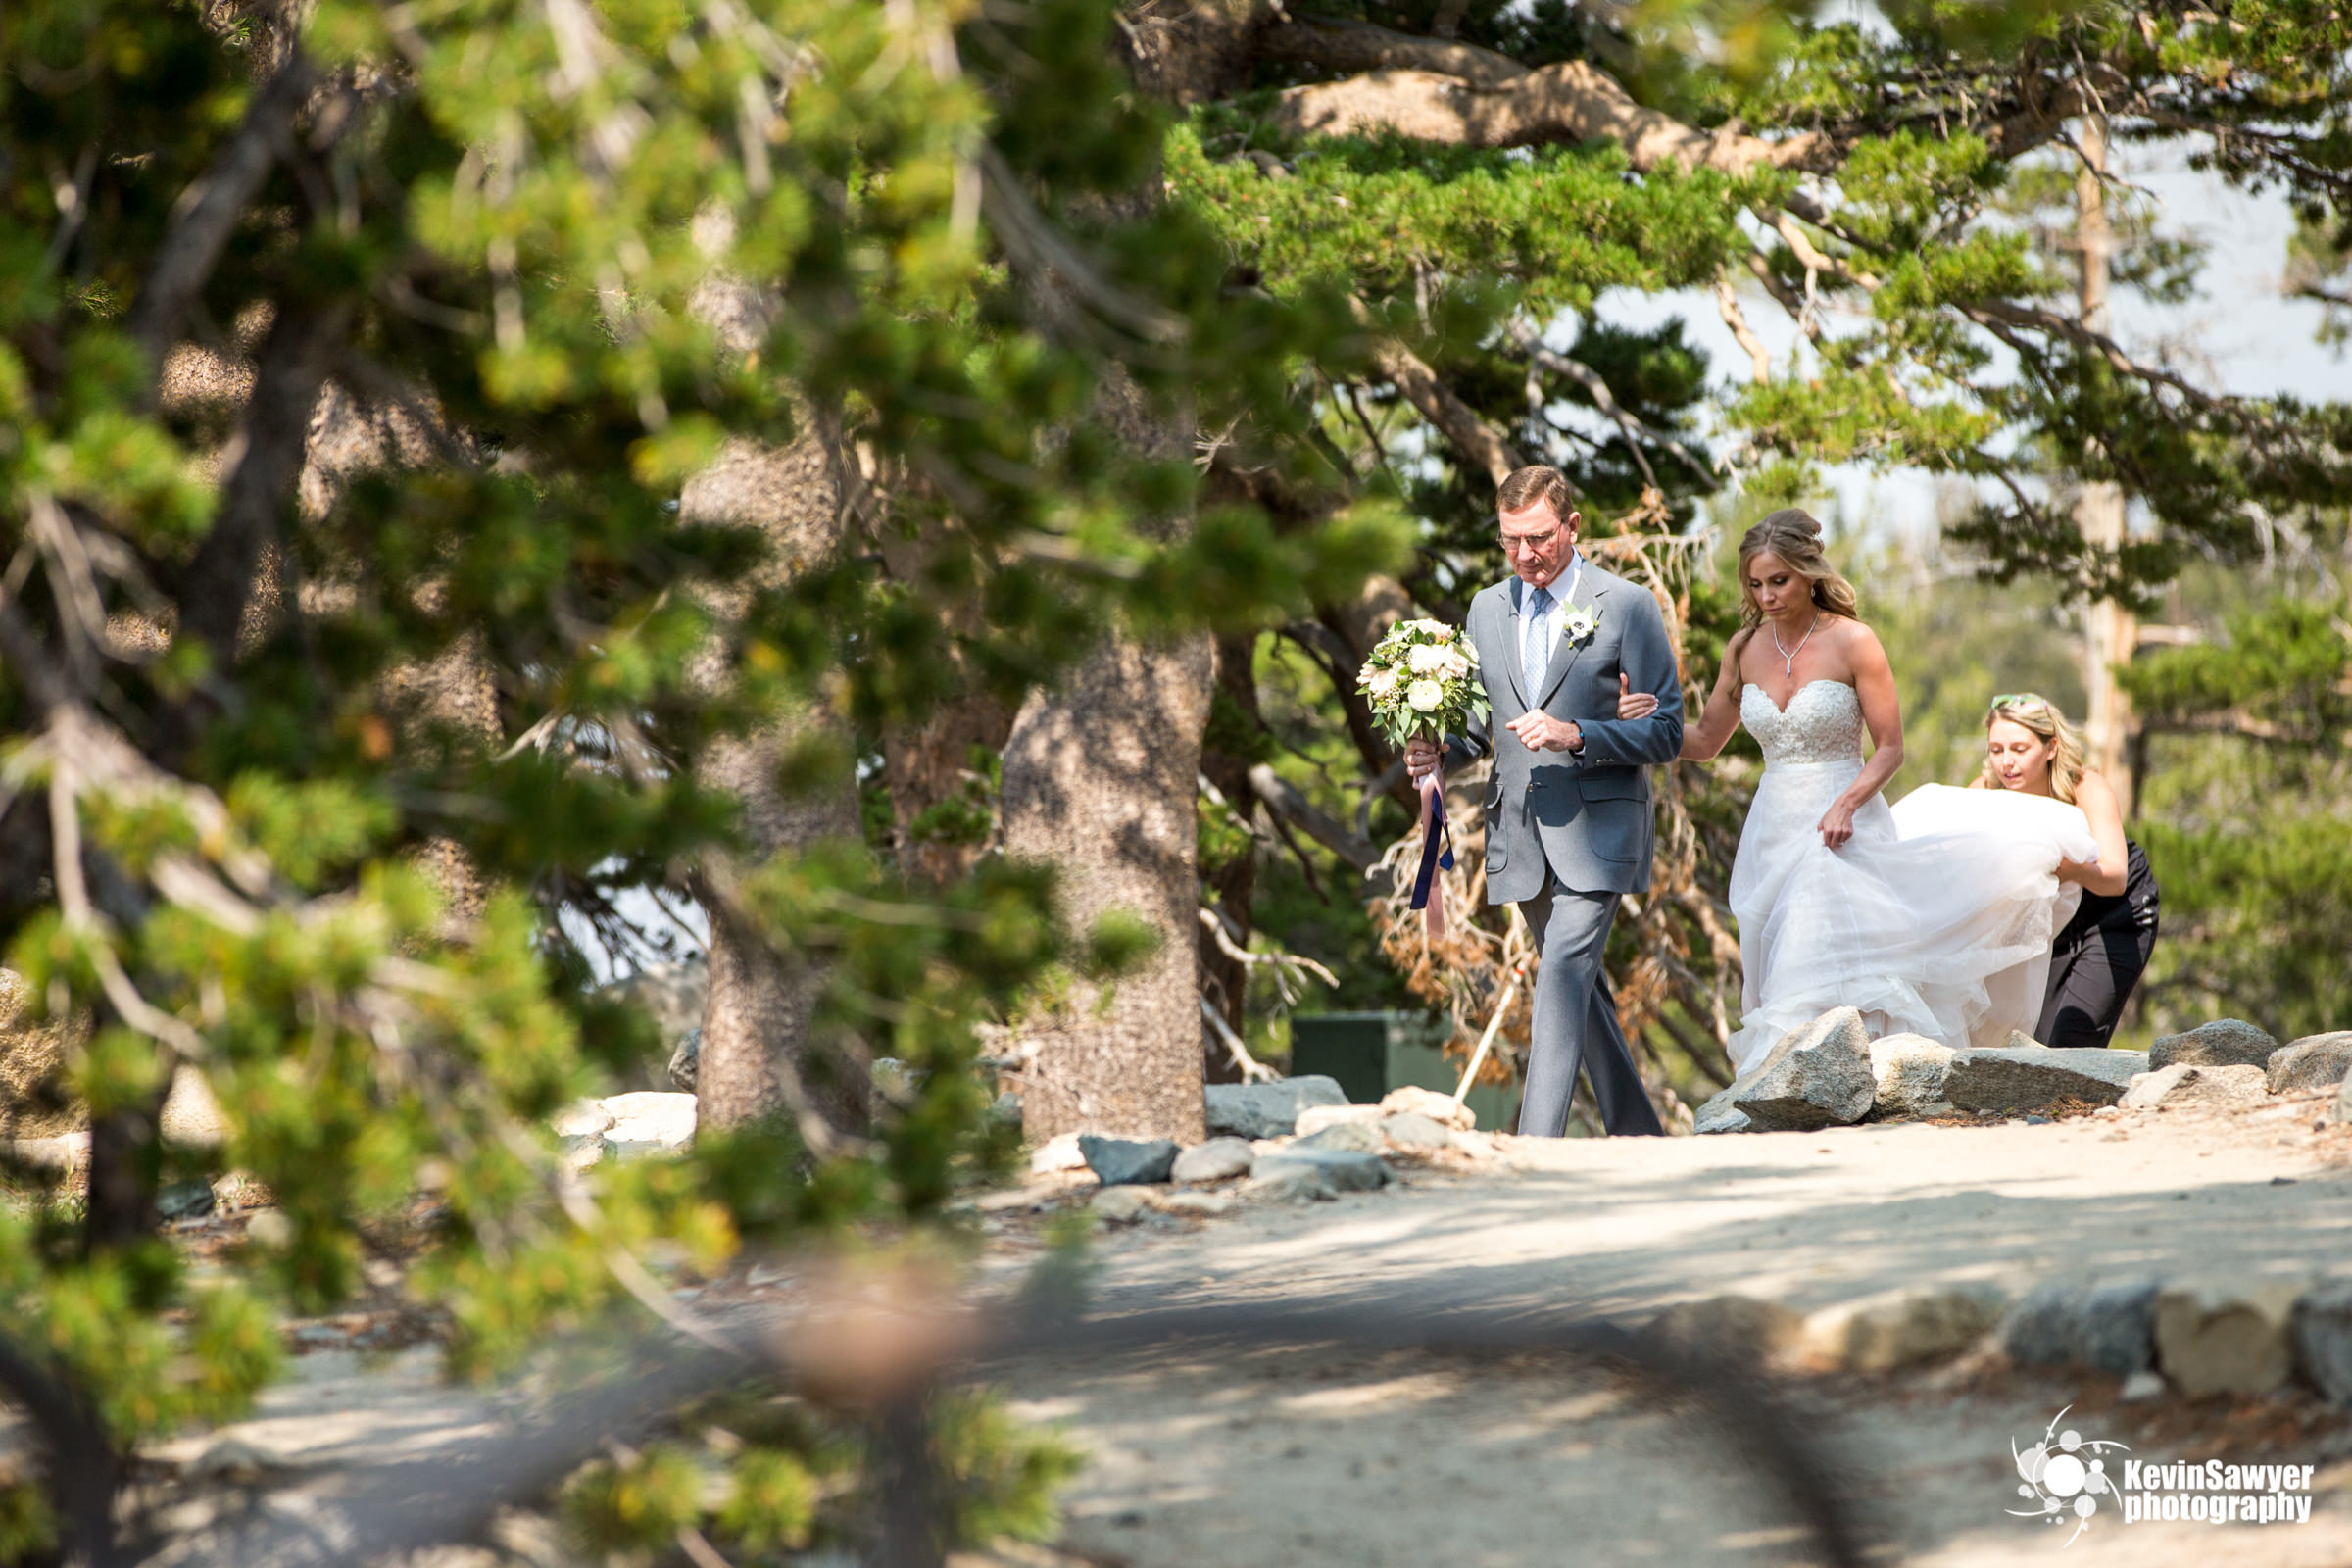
[{"xmin": 983, "ymin": 1098, "xmax": 2352, "ymax": 1567}]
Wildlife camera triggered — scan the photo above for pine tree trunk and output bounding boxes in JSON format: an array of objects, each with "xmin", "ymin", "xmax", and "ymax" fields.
[
  {"xmin": 2074, "ymin": 114, "xmax": 2138, "ymax": 814},
  {"xmin": 999, "ymin": 370, "xmax": 1209, "ymax": 1143},
  {"xmin": 1198, "ymin": 632, "xmax": 1261, "ymax": 1083},
  {"xmin": 685, "ymin": 431, "xmax": 869, "ymax": 1145}
]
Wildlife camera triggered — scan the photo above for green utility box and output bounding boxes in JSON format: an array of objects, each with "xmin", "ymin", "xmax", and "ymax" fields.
[{"xmin": 1287, "ymin": 1011, "xmax": 1522, "ymax": 1135}]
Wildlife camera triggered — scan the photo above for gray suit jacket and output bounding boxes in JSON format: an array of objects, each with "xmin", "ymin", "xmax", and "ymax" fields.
[{"xmin": 1447, "ymin": 559, "xmax": 1686, "ymax": 902}]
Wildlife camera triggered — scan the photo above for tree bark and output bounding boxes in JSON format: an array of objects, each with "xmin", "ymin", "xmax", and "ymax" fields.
[
  {"xmin": 2073, "ymin": 115, "xmax": 2137, "ymax": 815},
  {"xmin": 685, "ymin": 432, "xmax": 869, "ymax": 1145},
  {"xmin": 999, "ymin": 364, "xmax": 1209, "ymax": 1142},
  {"xmin": 1198, "ymin": 632, "xmax": 1262, "ymax": 1081}
]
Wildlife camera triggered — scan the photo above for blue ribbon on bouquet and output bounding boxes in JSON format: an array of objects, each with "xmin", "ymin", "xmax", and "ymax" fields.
[{"xmin": 1410, "ymin": 769, "xmax": 1454, "ymax": 939}]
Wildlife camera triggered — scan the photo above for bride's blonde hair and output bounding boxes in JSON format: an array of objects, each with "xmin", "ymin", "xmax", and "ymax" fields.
[
  {"xmin": 1736, "ymin": 509, "xmax": 1860, "ymax": 627},
  {"xmin": 1978, "ymin": 692, "xmax": 2087, "ymax": 804}
]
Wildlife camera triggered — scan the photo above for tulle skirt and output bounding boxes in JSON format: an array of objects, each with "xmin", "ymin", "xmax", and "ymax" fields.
[{"xmin": 1724, "ymin": 770, "xmax": 2096, "ymax": 1075}]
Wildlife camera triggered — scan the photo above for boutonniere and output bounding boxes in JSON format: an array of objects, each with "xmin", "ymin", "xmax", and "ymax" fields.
[{"xmin": 1562, "ymin": 604, "xmax": 1601, "ymax": 646}]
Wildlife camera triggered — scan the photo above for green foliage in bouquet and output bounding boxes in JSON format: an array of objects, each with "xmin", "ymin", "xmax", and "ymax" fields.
[{"xmin": 1357, "ymin": 620, "xmax": 1488, "ymax": 749}]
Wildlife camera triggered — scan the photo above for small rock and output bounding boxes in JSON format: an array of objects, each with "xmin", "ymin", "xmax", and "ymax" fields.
[
  {"xmin": 1801, "ymin": 1283, "xmax": 2007, "ymax": 1372},
  {"xmin": 157, "ymin": 1179, "xmax": 217, "ymax": 1221},
  {"xmin": 1294, "ymin": 1103, "xmax": 1386, "ymax": 1138},
  {"xmin": 1158, "ymin": 1191, "xmax": 1237, "ymax": 1219},
  {"xmin": 1378, "ymin": 1085, "xmax": 1475, "ymax": 1130},
  {"xmin": 1642, "ymin": 1296, "xmax": 1805, "ymax": 1366},
  {"xmin": 2154, "ymin": 1276, "xmax": 2308, "ymax": 1396},
  {"xmin": 1734, "ymin": 1007, "xmax": 1875, "ymax": 1131},
  {"xmin": 2268, "ymin": 1033, "xmax": 2352, "ymax": 1097},
  {"xmin": 1869, "ymin": 1034, "xmax": 1955, "ymax": 1119},
  {"xmin": 1171, "ymin": 1136, "xmax": 1255, "ymax": 1184},
  {"xmin": 1698, "ymin": 1008, "xmax": 1867, "ymax": 1134},
  {"xmin": 552, "ymin": 1099, "xmax": 615, "ymax": 1143},
  {"xmin": 1291, "ymin": 1118, "xmax": 1385, "ymax": 1155},
  {"xmin": 244, "ymin": 1210, "xmax": 292, "ymax": 1250},
  {"xmin": 2120, "ymin": 1062, "xmax": 2268, "ymax": 1111},
  {"xmin": 2118, "ymin": 1369, "xmax": 2166, "ymax": 1401},
  {"xmin": 1204, "ymin": 1076, "xmax": 1348, "ymax": 1140},
  {"xmin": 2150, "ymin": 1018, "xmax": 2278, "ymax": 1071},
  {"xmin": 1943, "ymin": 1046, "xmax": 2148, "ymax": 1113},
  {"xmin": 1243, "ymin": 1164, "xmax": 1334, "ymax": 1203},
  {"xmin": 184, "ymin": 1436, "xmax": 294, "ymax": 1482},
  {"xmin": 1029, "ymin": 1133, "xmax": 1088, "ymax": 1174},
  {"xmin": 988, "ymin": 1090, "xmax": 1023, "ymax": 1126},
  {"xmin": 1251, "ymin": 1145, "xmax": 1391, "ymax": 1194},
  {"xmin": 2000, "ymin": 1280, "xmax": 2158, "ymax": 1374},
  {"xmin": 1380, "ymin": 1111, "xmax": 1455, "ymax": 1154},
  {"xmin": 1998, "ymin": 1029, "xmax": 2044, "ymax": 1050},
  {"xmin": 600, "ymin": 1091, "xmax": 697, "ymax": 1160},
  {"xmin": 1079, "ymin": 1135, "xmax": 1180, "ymax": 1186},
  {"xmin": 665, "ymin": 1027, "xmax": 701, "ymax": 1092},
  {"xmin": 2291, "ymin": 1280, "xmax": 2352, "ymax": 1406},
  {"xmin": 1090, "ymin": 1187, "xmax": 1152, "ymax": 1225}
]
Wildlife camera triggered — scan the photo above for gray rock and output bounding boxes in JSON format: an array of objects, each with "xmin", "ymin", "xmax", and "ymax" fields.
[
  {"xmin": 2268, "ymin": 1034, "xmax": 2352, "ymax": 1096},
  {"xmin": 1158, "ymin": 1191, "xmax": 1237, "ymax": 1219},
  {"xmin": 665, "ymin": 1027, "xmax": 700, "ymax": 1092},
  {"xmin": 2119, "ymin": 1369, "xmax": 2166, "ymax": 1401},
  {"xmin": 1380, "ymin": 1111, "xmax": 1456, "ymax": 1153},
  {"xmin": 2000, "ymin": 1280, "xmax": 2158, "ymax": 1374},
  {"xmin": 1642, "ymin": 1295, "xmax": 1804, "ymax": 1366},
  {"xmin": 2154, "ymin": 1276, "xmax": 2308, "ymax": 1396},
  {"xmin": 1091, "ymin": 1186, "xmax": 1151, "ymax": 1225},
  {"xmin": 1868, "ymin": 1034, "xmax": 1955, "ymax": 1119},
  {"xmin": 1204, "ymin": 1075, "xmax": 1348, "ymax": 1140},
  {"xmin": 1170, "ymin": 1136, "xmax": 1255, "ymax": 1184},
  {"xmin": 1079, "ymin": 1135, "xmax": 1179, "ymax": 1186},
  {"xmin": 2150, "ymin": 1018, "xmax": 2278, "ymax": 1070},
  {"xmin": 1243, "ymin": 1164, "xmax": 1334, "ymax": 1203},
  {"xmin": 2291, "ymin": 1279, "xmax": 2352, "ymax": 1405},
  {"xmin": 2340, "ymin": 1071, "xmax": 2352, "ymax": 1126},
  {"xmin": 158, "ymin": 1179, "xmax": 216, "ymax": 1221},
  {"xmin": 1292, "ymin": 1118, "xmax": 1386, "ymax": 1155},
  {"xmin": 1800, "ymin": 1283, "xmax": 2008, "ymax": 1372},
  {"xmin": 1294, "ymin": 1103, "xmax": 1385, "ymax": 1138},
  {"xmin": 1379, "ymin": 1085, "xmax": 1475, "ymax": 1131},
  {"xmin": 1733, "ymin": 1008, "xmax": 1874, "ymax": 1131},
  {"xmin": 2119, "ymin": 1062, "xmax": 2268, "ymax": 1110},
  {"xmin": 1251, "ymin": 1145, "xmax": 1392, "ymax": 1194},
  {"xmin": 1028, "ymin": 1133, "xmax": 1087, "ymax": 1174},
  {"xmin": 1943, "ymin": 1046, "xmax": 2148, "ymax": 1112},
  {"xmin": 600, "ymin": 1091, "xmax": 698, "ymax": 1160},
  {"xmin": 1697, "ymin": 1008, "xmax": 1865, "ymax": 1134},
  {"xmin": 988, "ymin": 1090, "xmax": 1023, "ymax": 1126}
]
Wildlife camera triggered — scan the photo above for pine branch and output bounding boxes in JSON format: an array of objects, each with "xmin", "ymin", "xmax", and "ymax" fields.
[{"xmin": 1352, "ymin": 299, "xmax": 1522, "ymax": 485}]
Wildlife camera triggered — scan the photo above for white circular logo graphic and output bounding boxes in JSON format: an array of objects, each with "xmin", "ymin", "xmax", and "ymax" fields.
[{"xmin": 2011, "ymin": 1406, "xmax": 2131, "ymax": 1547}]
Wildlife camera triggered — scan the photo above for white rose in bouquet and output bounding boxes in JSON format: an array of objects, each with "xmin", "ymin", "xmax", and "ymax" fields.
[
  {"xmin": 1406, "ymin": 679, "xmax": 1445, "ymax": 712},
  {"xmin": 1407, "ymin": 642, "xmax": 1449, "ymax": 675}
]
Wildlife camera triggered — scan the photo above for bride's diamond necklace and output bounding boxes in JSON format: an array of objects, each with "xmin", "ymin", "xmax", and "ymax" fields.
[{"xmin": 1771, "ymin": 612, "xmax": 1820, "ymax": 676}]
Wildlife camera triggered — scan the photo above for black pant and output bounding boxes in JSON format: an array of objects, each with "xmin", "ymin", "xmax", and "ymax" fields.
[{"xmin": 2037, "ymin": 913, "xmax": 2158, "ymax": 1050}]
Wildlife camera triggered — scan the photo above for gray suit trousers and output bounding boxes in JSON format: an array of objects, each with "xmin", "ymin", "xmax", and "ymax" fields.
[{"xmin": 1517, "ymin": 885, "xmax": 1666, "ymax": 1138}]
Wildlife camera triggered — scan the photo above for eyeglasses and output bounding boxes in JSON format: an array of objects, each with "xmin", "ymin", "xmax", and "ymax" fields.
[
  {"xmin": 1988, "ymin": 692, "xmax": 2050, "ymax": 712},
  {"xmin": 1498, "ymin": 526, "xmax": 1564, "ymax": 555}
]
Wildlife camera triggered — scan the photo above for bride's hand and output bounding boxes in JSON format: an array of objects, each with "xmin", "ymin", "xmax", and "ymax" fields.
[
  {"xmin": 1614, "ymin": 673, "xmax": 1659, "ymax": 720},
  {"xmin": 1817, "ymin": 800, "xmax": 1857, "ymax": 851}
]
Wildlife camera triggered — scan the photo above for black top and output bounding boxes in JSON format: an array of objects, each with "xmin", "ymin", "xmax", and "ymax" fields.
[{"xmin": 2054, "ymin": 838, "xmax": 2158, "ymax": 950}]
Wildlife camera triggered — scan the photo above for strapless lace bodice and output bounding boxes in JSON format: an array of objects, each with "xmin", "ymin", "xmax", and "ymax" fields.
[{"xmin": 1741, "ymin": 680, "xmax": 1864, "ymax": 766}]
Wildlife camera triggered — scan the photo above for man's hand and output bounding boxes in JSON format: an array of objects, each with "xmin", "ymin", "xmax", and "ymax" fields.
[
  {"xmin": 1404, "ymin": 735, "xmax": 1446, "ymax": 783},
  {"xmin": 1506, "ymin": 710, "xmax": 1583, "ymax": 753}
]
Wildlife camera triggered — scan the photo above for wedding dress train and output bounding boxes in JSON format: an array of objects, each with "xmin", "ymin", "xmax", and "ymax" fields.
[{"xmin": 1723, "ymin": 680, "xmax": 2099, "ymax": 1075}]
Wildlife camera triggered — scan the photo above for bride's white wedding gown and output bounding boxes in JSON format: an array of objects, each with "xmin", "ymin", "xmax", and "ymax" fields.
[{"xmin": 1724, "ymin": 680, "xmax": 2100, "ymax": 1075}]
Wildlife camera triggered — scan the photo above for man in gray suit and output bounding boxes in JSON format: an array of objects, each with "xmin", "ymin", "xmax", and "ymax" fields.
[{"xmin": 1404, "ymin": 466, "xmax": 1684, "ymax": 1137}]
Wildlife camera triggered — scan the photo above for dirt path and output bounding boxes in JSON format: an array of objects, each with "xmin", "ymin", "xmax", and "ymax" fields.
[{"xmin": 987, "ymin": 1100, "xmax": 2352, "ymax": 1565}]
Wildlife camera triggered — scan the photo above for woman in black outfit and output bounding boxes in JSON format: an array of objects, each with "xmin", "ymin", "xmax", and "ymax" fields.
[{"xmin": 1977, "ymin": 694, "xmax": 2159, "ymax": 1048}]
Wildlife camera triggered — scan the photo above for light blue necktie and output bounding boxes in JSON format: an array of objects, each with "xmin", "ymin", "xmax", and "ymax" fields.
[{"xmin": 1523, "ymin": 583, "xmax": 1553, "ymax": 698}]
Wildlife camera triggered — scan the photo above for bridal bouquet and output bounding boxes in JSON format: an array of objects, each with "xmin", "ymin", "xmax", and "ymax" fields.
[
  {"xmin": 1357, "ymin": 619, "xmax": 1487, "ymax": 746},
  {"xmin": 1357, "ymin": 620, "xmax": 1486, "ymax": 942}
]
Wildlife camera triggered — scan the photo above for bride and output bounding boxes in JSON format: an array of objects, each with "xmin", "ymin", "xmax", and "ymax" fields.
[{"xmin": 1620, "ymin": 510, "xmax": 2096, "ymax": 1074}]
